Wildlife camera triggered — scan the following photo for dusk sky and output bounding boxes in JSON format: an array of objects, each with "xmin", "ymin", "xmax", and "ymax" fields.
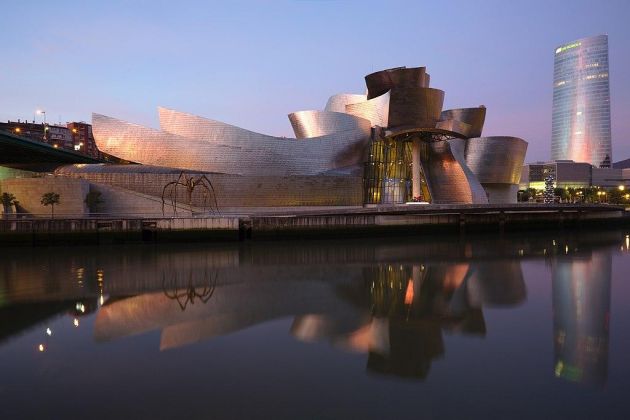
[{"xmin": 1, "ymin": 0, "xmax": 628, "ymax": 162}]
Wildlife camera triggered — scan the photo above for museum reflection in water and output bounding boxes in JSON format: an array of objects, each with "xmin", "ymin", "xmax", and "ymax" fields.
[
  {"xmin": 0, "ymin": 234, "xmax": 619, "ymax": 384},
  {"xmin": 292, "ymin": 260, "xmax": 526, "ymax": 379}
]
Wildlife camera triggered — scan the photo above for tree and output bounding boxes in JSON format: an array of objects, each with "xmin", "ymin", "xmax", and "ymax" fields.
[
  {"xmin": 577, "ymin": 187, "xmax": 597, "ymax": 203},
  {"xmin": 41, "ymin": 192, "xmax": 61, "ymax": 218},
  {"xmin": 518, "ymin": 189, "xmax": 532, "ymax": 202},
  {"xmin": 84, "ymin": 190, "xmax": 104, "ymax": 214},
  {"xmin": 607, "ymin": 188, "xmax": 624, "ymax": 204},
  {"xmin": 554, "ymin": 187, "xmax": 569, "ymax": 203},
  {"xmin": 523, "ymin": 187, "xmax": 538, "ymax": 202},
  {"xmin": 1, "ymin": 192, "xmax": 18, "ymax": 217}
]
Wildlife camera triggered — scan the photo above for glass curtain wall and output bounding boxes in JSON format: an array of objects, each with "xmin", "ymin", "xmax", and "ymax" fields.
[{"xmin": 364, "ymin": 135, "xmax": 431, "ymax": 205}]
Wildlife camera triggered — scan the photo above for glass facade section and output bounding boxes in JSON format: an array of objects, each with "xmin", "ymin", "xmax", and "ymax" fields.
[
  {"xmin": 364, "ymin": 137, "xmax": 413, "ymax": 204},
  {"xmin": 363, "ymin": 135, "xmax": 431, "ymax": 205},
  {"xmin": 552, "ymin": 35, "xmax": 612, "ymax": 167}
]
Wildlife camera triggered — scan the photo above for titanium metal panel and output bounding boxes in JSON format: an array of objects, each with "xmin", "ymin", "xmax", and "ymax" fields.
[
  {"xmin": 387, "ymin": 66, "xmax": 430, "ymax": 89},
  {"xmin": 465, "ymin": 136, "xmax": 528, "ymax": 184},
  {"xmin": 440, "ymin": 107, "xmax": 486, "ymax": 138},
  {"xmin": 158, "ymin": 107, "xmax": 371, "ymax": 168},
  {"xmin": 93, "ymin": 113, "xmax": 371, "ymax": 176},
  {"xmin": 388, "ymin": 87, "xmax": 445, "ymax": 129},
  {"xmin": 365, "ymin": 67, "xmax": 405, "ymax": 99},
  {"xmin": 288, "ymin": 110, "xmax": 371, "ymax": 139},
  {"xmin": 324, "ymin": 93, "xmax": 367, "ymax": 113},
  {"xmin": 158, "ymin": 106, "xmax": 287, "ymax": 144},
  {"xmin": 435, "ymin": 119, "xmax": 472, "ymax": 138},
  {"xmin": 480, "ymin": 184, "xmax": 520, "ymax": 204},
  {"xmin": 365, "ymin": 67, "xmax": 429, "ymax": 99},
  {"xmin": 448, "ymin": 138, "xmax": 489, "ymax": 204},
  {"xmin": 420, "ymin": 139, "xmax": 480, "ymax": 204},
  {"xmin": 344, "ymin": 91, "xmax": 390, "ymax": 127}
]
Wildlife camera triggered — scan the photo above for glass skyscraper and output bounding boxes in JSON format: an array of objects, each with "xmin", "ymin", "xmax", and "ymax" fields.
[{"xmin": 552, "ymin": 35, "xmax": 611, "ymax": 167}]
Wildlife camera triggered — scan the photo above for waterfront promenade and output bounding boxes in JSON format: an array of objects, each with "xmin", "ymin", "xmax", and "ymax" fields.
[{"xmin": 0, "ymin": 203, "xmax": 625, "ymax": 245}]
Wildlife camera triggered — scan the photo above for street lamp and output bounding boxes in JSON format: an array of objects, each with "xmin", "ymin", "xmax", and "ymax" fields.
[
  {"xmin": 36, "ymin": 109, "xmax": 48, "ymax": 141},
  {"xmin": 36, "ymin": 109, "xmax": 46, "ymax": 124},
  {"xmin": 619, "ymin": 185, "xmax": 625, "ymax": 191}
]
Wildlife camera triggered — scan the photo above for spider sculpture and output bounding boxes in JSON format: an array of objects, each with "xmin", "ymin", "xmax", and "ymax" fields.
[
  {"xmin": 161, "ymin": 172, "xmax": 219, "ymax": 216},
  {"xmin": 162, "ymin": 269, "xmax": 218, "ymax": 311}
]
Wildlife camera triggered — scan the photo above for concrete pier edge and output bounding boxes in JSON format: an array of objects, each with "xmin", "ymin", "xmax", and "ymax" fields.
[{"xmin": 0, "ymin": 204, "xmax": 627, "ymax": 246}]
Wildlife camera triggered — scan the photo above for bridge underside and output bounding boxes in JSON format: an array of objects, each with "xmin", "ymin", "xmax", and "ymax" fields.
[{"xmin": 0, "ymin": 129, "xmax": 117, "ymax": 172}]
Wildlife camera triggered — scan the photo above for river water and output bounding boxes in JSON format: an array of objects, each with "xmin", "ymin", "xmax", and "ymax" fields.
[{"xmin": 1, "ymin": 230, "xmax": 629, "ymax": 419}]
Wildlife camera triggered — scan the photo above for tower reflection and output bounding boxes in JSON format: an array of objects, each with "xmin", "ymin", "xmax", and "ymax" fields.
[{"xmin": 551, "ymin": 249, "xmax": 611, "ymax": 386}]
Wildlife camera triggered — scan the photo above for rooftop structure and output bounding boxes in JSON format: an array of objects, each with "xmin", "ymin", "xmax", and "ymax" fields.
[{"xmin": 521, "ymin": 160, "xmax": 630, "ymax": 190}]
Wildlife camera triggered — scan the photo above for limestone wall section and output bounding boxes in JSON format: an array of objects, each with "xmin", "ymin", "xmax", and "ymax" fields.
[
  {"xmin": 0, "ymin": 176, "xmax": 88, "ymax": 217},
  {"xmin": 58, "ymin": 171, "xmax": 363, "ymax": 208},
  {"xmin": 89, "ymin": 183, "xmax": 199, "ymax": 216}
]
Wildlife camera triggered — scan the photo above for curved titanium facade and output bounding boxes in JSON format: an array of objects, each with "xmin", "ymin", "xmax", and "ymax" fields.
[
  {"xmin": 440, "ymin": 107, "xmax": 486, "ymax": 138},
  {"xmin": 465, "ymin": 136, "xmax": 527, "ymax": 184},
  {"xmin": 158, "ymin": 106, "xmax": 281, "ymax": 144},
  {"xmin": 388, "ymin": 87, "xmax": 445, "ymax": 129},
  {"xmin": 435, "ymin": 119, "xmax": 472, "ymax": 139},
  {"xmin": 359, "ymin": 66, "xmax": 528, "ymax": 205},
  {"xmin": 324, "ymin": 93, "xmax": 367, "ymax": 113},
  {"xmin": 345, "ymin": 91, "xmax": 390, "ymax": 127},
  {"xmin": 552, "ymin": 35, "xmax": 611, "ymax": 167},
  {"xmin": 93, "ymin": 112, "xmax": 371, "ymax": 176},
  {"xmin": 288, "ymin": 110, "xmax": 370, "ymax": 139},
  {"xmin": 158, "ymin": 108, "xmax": 371, "ymax": 170},
  {"xmin": 88, "ymin": 64, "xmax": 528, "ymax": 208},
  {"xmin": 419, "ymin": 140, "xmax": 479, "ymax": 204},
  {"xmin": 365, "ymin": 67, "xmax": 429, "ymax": 99},
  {"xmin": 448, "ymin": 138, "xmax": 489, "ymax": 204},
  {"xmin": 464, "ymin": 136, "xmax": 528, "ymax": 203},
  {"xmin": 364, "ymin": 67, "xmax": 442, "ymax": 130}
]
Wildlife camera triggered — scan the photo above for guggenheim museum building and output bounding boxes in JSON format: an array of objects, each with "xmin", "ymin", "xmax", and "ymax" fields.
[{"xmin": 53, "ymin": 66, "xmax": 527, "ymax": 211}]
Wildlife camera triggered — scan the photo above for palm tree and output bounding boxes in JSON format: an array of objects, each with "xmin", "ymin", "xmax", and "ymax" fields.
[
  {"xmin": 84, "ymin": 191, "xmax": 104, "ymax": 214},
  {"xmin": 41, "ymin": 192, "xmax": 61, "ymax": 218},
  {"xmin": 1, "ymin": 192, "xmax": 18, "ymax": 218}
]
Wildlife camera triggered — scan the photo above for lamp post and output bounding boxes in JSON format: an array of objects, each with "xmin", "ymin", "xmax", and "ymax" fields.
[
  {"xmin": 36, "ymin": 110, "xmax": 47, "ymax": 142},
  {"xmin": 36, "ymin": 109, "xmax": 46, "ymax": 124}
]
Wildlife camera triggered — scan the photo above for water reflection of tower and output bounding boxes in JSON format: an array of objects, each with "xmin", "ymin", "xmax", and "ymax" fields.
[{"xmin": 552, "ymin": 249, "xmax": 611, "ymax": 386}]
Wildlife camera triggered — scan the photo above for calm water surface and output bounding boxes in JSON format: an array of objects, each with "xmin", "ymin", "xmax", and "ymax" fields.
[{"xmin": 1, "ymin": 231, "xmax": 630, "ymax": 419}]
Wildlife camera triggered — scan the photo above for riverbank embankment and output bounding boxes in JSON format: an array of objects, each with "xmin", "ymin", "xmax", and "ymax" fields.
[{"xmin": 0, "ymin": 204, "xmax": 627, "ymax": 245}]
